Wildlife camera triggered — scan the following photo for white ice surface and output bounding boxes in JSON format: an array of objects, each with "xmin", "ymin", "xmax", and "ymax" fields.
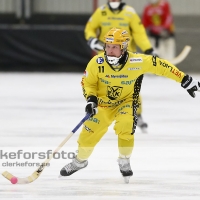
[{"xmin": 0, "ymin": 73, "xmax": 200, "ymax": 200}]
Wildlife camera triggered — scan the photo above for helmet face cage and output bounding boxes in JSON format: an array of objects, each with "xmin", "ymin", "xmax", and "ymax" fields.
[{"xmin": 104, "ymin": 28, "xmax": 130, "ymax": 52}]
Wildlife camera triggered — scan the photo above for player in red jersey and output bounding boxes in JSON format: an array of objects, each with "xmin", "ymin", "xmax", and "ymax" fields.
[{"xmin": 142, "ymin": 0, "xmax": 175, "ymax": 60}]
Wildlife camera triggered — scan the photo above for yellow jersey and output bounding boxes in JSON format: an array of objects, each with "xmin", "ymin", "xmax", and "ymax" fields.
[{"xmin": 81, "ymin": 52, "xmax": 185, "ymax": 107}]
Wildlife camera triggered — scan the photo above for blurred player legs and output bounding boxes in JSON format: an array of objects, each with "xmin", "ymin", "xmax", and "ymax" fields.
[{"xmin": 149, "ymin": 36, "xmax": 176, "ymax": 60}]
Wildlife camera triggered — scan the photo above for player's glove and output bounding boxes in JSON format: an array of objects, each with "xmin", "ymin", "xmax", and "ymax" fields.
[
  {"xmin": 88, "ymin": 37, "xmax": 104, "ymax": 52},
  {"xmin": 144, "ymin": 48, "xmax": 158, "ymax": 57},
  {"xmin": 181, "ymin": 74, "xmax": 200, "ymax": 98},
  {"xmin": 85, "ymin": 96, "xmax": 98, "ymax": 117}
]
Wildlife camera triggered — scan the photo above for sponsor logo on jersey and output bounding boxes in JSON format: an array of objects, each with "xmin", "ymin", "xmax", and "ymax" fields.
[
  {"xmin": 108, "ymin": 17, "xmax": 124, "ymax": 20},
  {"xmin": 119, "ymin": 23, "xmax": 129, "ymax": 26},
  {"xmin": 159, "ymin": 60, "xmax": 172, "ymax": 69},
  {"xmin": 105, "ymin": 74, "xmax": 128, "ymax": 78},
  {"xmin": 130, "ymin": 58, "xmax": 143, "ymax": 63},
  {"xmin": 96, "ymin": 57, "xmax": 104, "ymax": 64},
  {"xmin": 98, "ymin": 98, "xmax": 125, "ymax": 107},
  {"xmin": 83, "ymin": 125, "xmax": 94, "ymax": 133},
  {"xmin": 100, "ymin": 78, "xmax": 111, "ymax": 84},
  {"xmin": 102, "ymin": 22, "xmax": 111, "ymax": 26},
  {"xmin": 107, "ymin": 86, "xmax": 123, "ymax": 100},
  {"xmin": 118, "ymin": 104, "xmax": 131, "ymax": 113},
  {"xmin": 88, "ymin": 117, "xmax": 100, "ymax": 124},
  {"xmin": 128, "ymin": 67, "xmax": 141, "ymax": 70},
  {"xmin": 121, "ymin": 80, "xmax": 135, "ymax": 85},
  {"xmin": 160, "ymin": 60, "xmax": 181, "ymax": 78},
  {"xmin": 119, "ymin": 112, "xmax": 127, "ymax": 115}
]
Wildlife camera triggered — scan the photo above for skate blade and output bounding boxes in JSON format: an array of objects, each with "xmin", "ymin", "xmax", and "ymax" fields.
[
  {"xmin": 124, "ymin": 176, "xmax": 131, "ymax": 184},
  {"xmin": 57, "ymin": 175, "xmax": 63, "ymax": 179}
]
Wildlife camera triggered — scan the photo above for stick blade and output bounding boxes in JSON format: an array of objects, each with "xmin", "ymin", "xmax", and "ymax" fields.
[
  {"xmin": 2, "ymin": 171, "xmax": 14, "ymax": 181},
  {"xmin": 170, "ymin": 45, "xmax": 191, "ymax": 65},
  {"xmin": 2, "ymin": 171, "xmax": 34, "ymax": 184}
]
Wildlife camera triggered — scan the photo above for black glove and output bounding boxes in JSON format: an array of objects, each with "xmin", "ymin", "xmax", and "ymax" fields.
[
  {"xmin": 181, "ymin": 74, "xmax": 200, "ymax": 98},
  {"xmin": 144, "ymin": 48, "xmax": 159, "ymax": 57},
  {"xmin": 85, "ymin": 96, "xmax": 98, "ymax": 117},
  {"xmin": 87, "ymin": 37, "xmax": 104, "ymax": 52}
]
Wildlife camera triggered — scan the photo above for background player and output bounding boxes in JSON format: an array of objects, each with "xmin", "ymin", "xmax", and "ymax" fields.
[{"xmin": 142, "ymin": 0, "xmax": 176, "ymax": 60}]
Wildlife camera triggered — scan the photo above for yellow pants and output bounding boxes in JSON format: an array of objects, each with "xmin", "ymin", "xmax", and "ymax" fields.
[{"xmin": 77, "ymin": 101, "xmax": 137, "ymax": 160}]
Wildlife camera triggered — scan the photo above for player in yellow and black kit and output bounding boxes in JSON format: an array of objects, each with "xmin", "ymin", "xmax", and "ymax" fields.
[
  {"xmin": 85, "ymin": 0, "xmax": 156, "ymax": 132},
  {"xmin": 60, "ymin": 28, "xmax": 200, "ymax": 183}
]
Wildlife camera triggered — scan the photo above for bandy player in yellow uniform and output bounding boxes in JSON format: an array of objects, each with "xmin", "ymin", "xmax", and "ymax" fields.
[
  {"xmin": 60, "ymin": 28, "xmax": 200, "ymax": 183},
  {"xmin": 85, "ymin": 0, "xmax": 156, "ymax": 132}
]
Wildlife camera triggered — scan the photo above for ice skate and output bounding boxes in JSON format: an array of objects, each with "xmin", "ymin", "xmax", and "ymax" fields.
[
  {"xmin": 137, "ymin": 114, "xmax": 148, "ymax": 133},
  {"xmin": 118, "ymin": 158, "xmax": 133, "ymax": 184},
  {"xmin": 60, "ymin": 157, "xmax": 88, "ymax": 176}
]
